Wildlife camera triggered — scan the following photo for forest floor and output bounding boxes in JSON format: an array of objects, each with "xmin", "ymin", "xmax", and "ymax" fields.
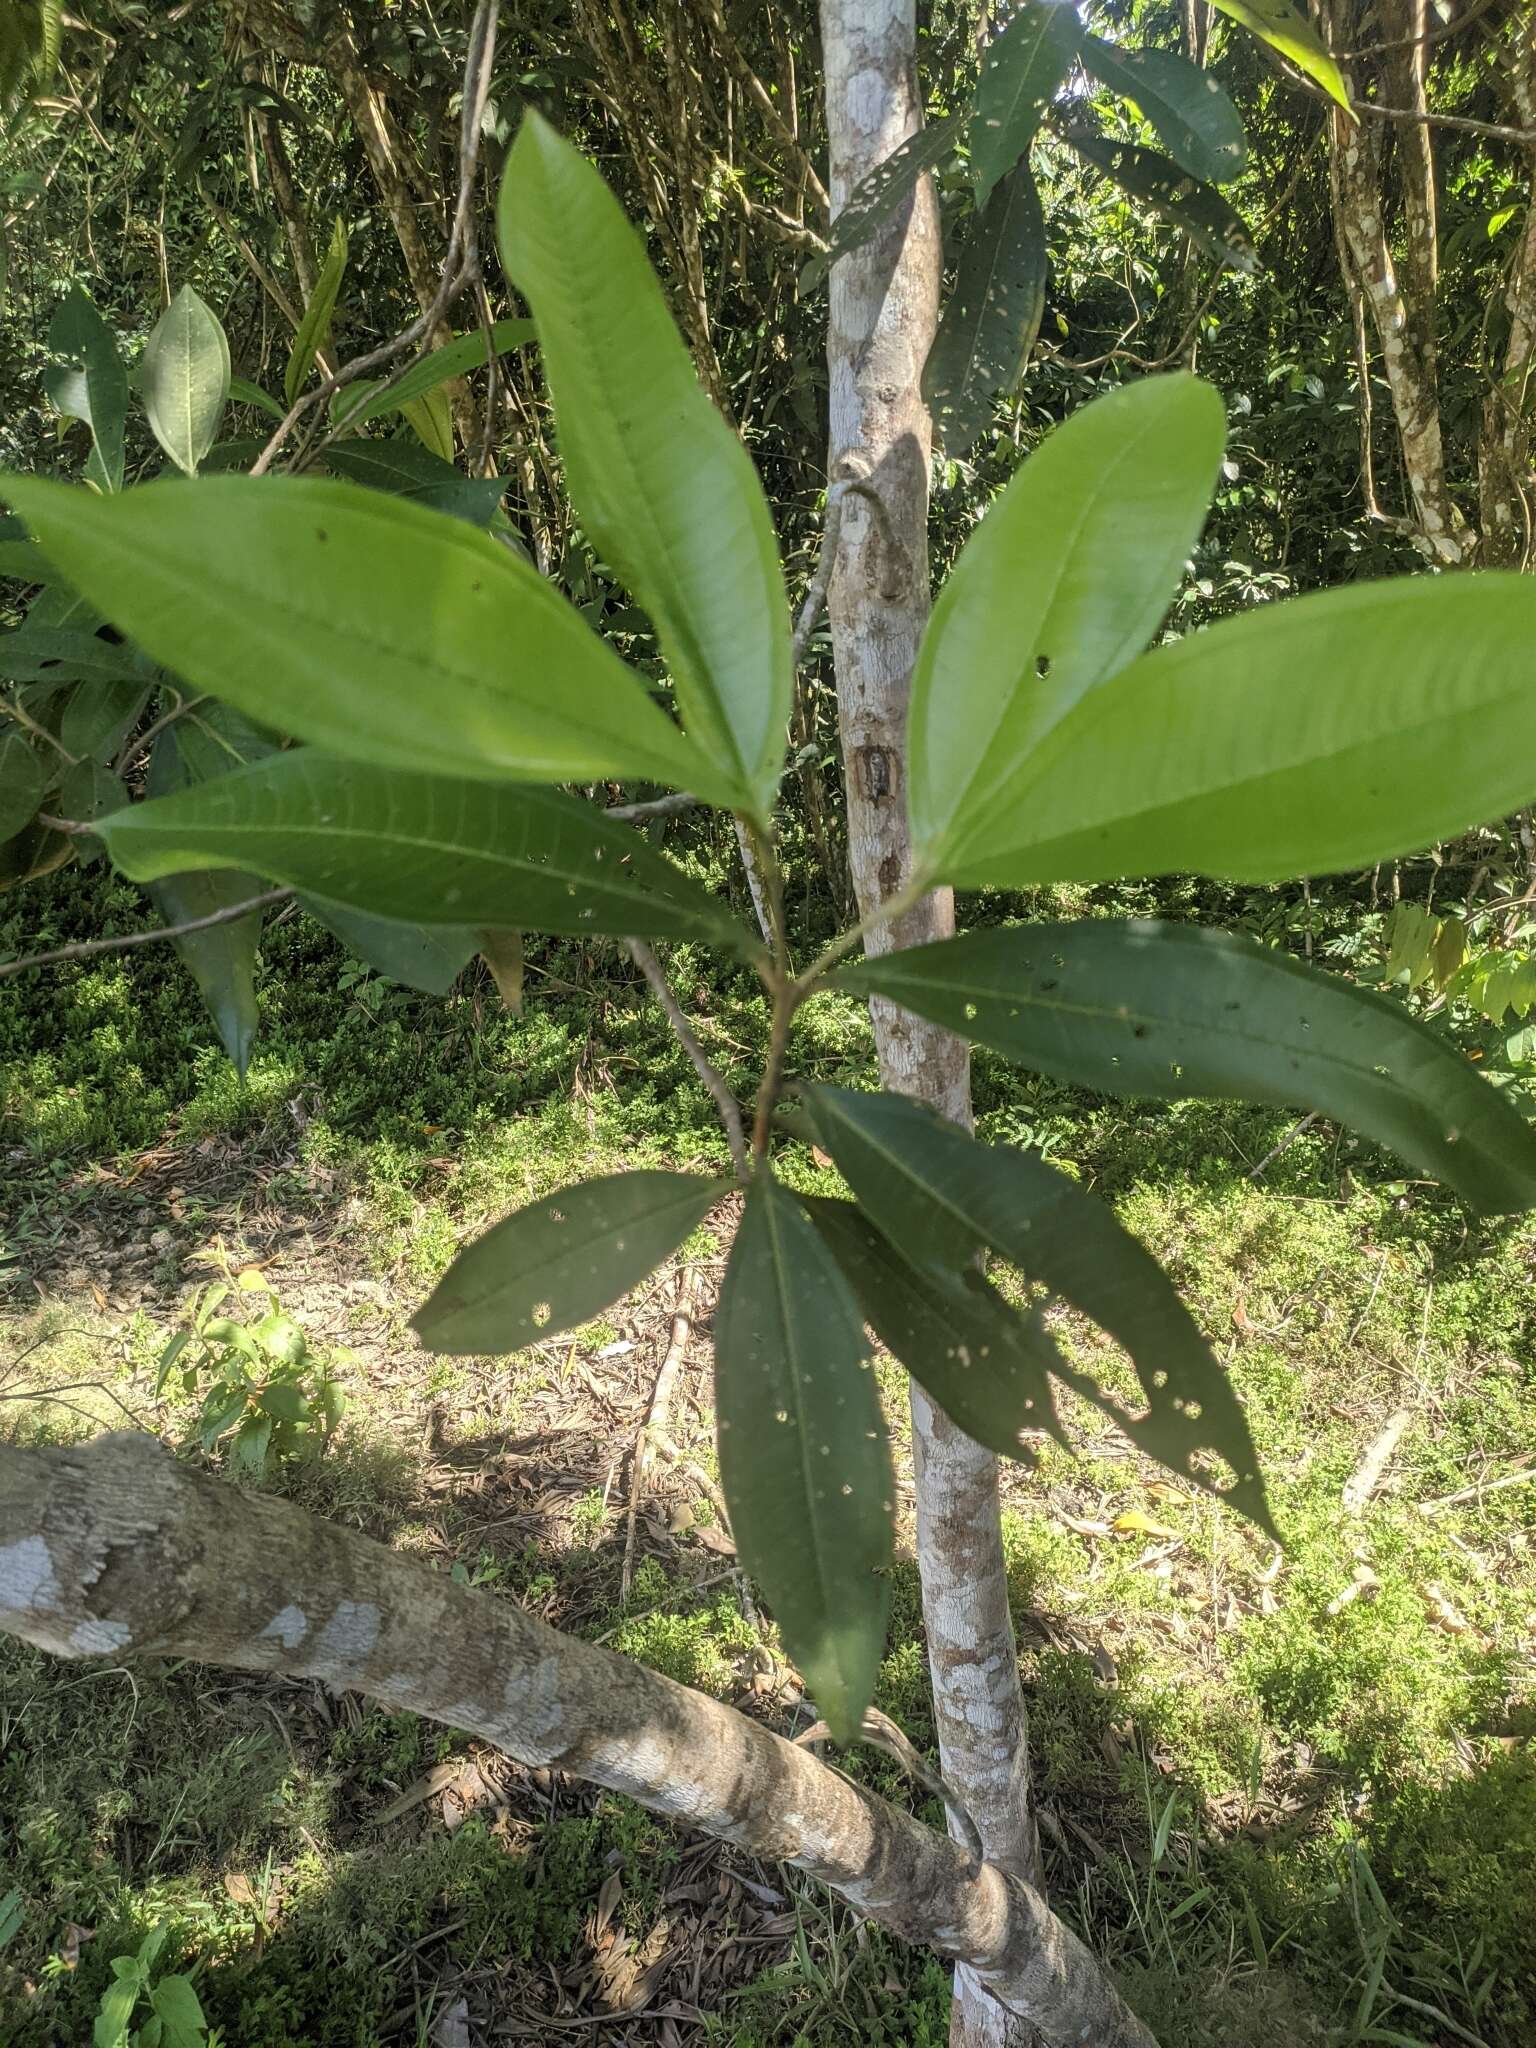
[{"xmin": 3, "ymin": 861, "xmax": 1536, "ymax": 2048}]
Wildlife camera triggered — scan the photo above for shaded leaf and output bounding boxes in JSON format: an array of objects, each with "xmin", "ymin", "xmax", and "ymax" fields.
[
  {"xmin": 228, "ymin": 374, "xmax": 285, "ymax": 420},
  {"xmin": 95, "ymin": 751, "xmax": 755, "ymax": 949},
  {"xmin": 822, "ymin": 109, "xmax": 964, "ymax": 272},
  {"xmin": 0, "ymin": 733, "xmax": 45, "ymax": 841},
  {"xmin": 339, "ymin": 319, "xmax": 537, "ymax": 428},
  {"xmin": 971, "ymin": 1, "xmax": 1082, "ymax": 205},
  {"xmin": 935, "ymin": 572, "xmax": 1536, "ymax": 891},
  {"xmin": 924, "ymin": 164, "xmax": 1047, "ymax": 455},
  {"xmin": 802, "ymin": 1084, "xmax": 1271, "ymax": 1529},
  {"xmin": 1081, "ymin": 36, "xmax": 1247, "ymax": 183},
  {"xmin": 60, "ymin": 680, "xmax": 151, "ymax": 763},
  {"xmin": 148, "ymin": 1973, "xmax": 206, "ymax": 2048},
  {"xmin": 415, "ymin": 1171, "xmax": 725, "ymax": 1353},
  {"xmin": 321, "ymin": 437, "xmax": 505, "ymax": 527},
  {"xmin": 714, "ymin": 1177, "xmax": 893, "ymax": 1741},
  {"xmin": 479, "ymin": 926, "xmax": 524, "ymax": 1011},
  {"xmin": 2, "ymin": 472, "xmax": 732, "ymax": 803},
  {"xmin": 285, "ymin": 218, "xmax": 347, "ymax": 407},
  {"xmin": 302, "ymin": 896, "xmax": 479, "ymax": 996},
  {"xmin": 499, "ymin": 112, "xmax": 791, "ymax": 816},
  {"xmin": 2, "ymin": 627, "xmax": 153, "ymax": 688},
  {"xmin": 141, "ymin": 285, "xmax": 232, "ymax": 475},
  {"xmin": 1211, "ymin": 0, "xmax": 1351, "ymax": 112},
  {"xmin": 909, "ymin": 374, "xmax": 1224, "ymax": 865},
  {"xmin": 399, "ymin": 386, "xmax": 455, "ymax": 461},
  {"xmin": 839, "ymin": 921, "xmax": 1536, "ymax": 1214},
  {"xmin": 44, "ymin": 285, "xmax": 128, "ymax": 492},
  {"xmin": 1063, "ymin": 131, "xmax": 1257, "ymax": 272}
]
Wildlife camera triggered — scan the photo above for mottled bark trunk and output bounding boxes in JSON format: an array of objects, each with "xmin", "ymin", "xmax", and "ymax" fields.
[
  {"xmin": 0, "ymin": 1434, "xmax": 1156, "ymax": 2048},
  {"xmin": 1479, "ymin": 23, "xmax": 1536, "ymax": 568},
  {"xmin": 819, "ymin": 7, "xmax": 1043, "ymax": 2042}
]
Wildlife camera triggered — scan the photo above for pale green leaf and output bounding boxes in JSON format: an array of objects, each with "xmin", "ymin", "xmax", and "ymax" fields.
[
  {"xmin": 285, "ymin": 218, "xmax": 347, "ymax": 408},
  {"xmin": 141, "ymin": 285, "xmax": 232, "ymax": 475},
  {"xmin": 1211, "ymin": 0, "xmax": 1351, "ymax": 113}
]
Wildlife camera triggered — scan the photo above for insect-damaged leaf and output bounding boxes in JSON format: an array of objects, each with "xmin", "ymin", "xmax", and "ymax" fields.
[
  {"xmin": 714, "ymin": 1177, "xmax": 893, "ymax": 1742},
  {"xmin": 1081, "ymin": 36, "xmax": 1247, "ymax": 184},
  {"xmin": 802, "ymin": 1085, "xmax": 1272, "ymax": 1531},
  {"xmin": 415, "ymin": 1171, "xmax": 726, "ymax": 1354},
  {"xmin": 924, "ymin": 164, "xmax": 1047, "ymax": 455},
  {"xmin": 839, "ymin": 921, "xmax": 1536, "ymax": 1215},
  {"xmin": 1063, "ymin": 131, "xmax": 1257, "ymax": 272},
  {"xmin": 94, "ymin": 752, "xmax": 756, "ymax": 950},
  {"xmin": 970, "ymin": 0, "xmax": 1082, "ymax": 206}
]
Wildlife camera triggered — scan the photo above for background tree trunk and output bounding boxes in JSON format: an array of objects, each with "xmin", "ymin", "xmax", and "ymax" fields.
[{"xmin": 818, "ymin": 6, "xmax": 1042, "ymax": 2041}]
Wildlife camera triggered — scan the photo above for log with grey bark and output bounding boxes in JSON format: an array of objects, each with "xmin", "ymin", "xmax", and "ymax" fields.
[{"xmin": 0, "ymin": 1433, "xmax": 1155, "ymax": 2048}]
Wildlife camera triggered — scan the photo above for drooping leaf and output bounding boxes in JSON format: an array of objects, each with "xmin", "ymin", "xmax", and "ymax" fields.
[
  {"xmin": 909, "ymin": 373, "xmax": 1224, "ymax": 866},
  {"xmin": 1211, "ymin": 0, "xmax": 1351, "ymax": 113},
  {"xmin": 924, "ymin": 164, "xmax": 1047, "ymax": 455},
  {"xmin": 338, "ymin": 319, "xmax": 537, "ymax": 428},
  {"xmin": 140, "ymin": 285, "xmax": 232, "ymax": 475},
  {"xmin": 498, "ymin": 111, "xmax": 792, "ymax": 817},
  {"xmin": 838, "ymin": 921, "xmax": 1536, "ymax": 1214},
  {"xmin": 321, "ymin": 437, "xmax": 505, "ymax": 526},
  {"xmin": 971, "ymin": 0, "xmax": 1082, "ymax": 205},
  {"xmin": 479, "ymin": 926, "xmax": 524, "ymax": 1010},
  {"xmin": 714, "ymin": 1177, "xmax": 893, "ymax": 1741},
  {"xmin": 821, "ymin": 109, "xmax": 964, "ymax": 273},
  {"xmin": 43, "ymin": 285, "xmax": 129, "ymax": 492},
  {"xmin": 0, "ymin": 733, "xmax": 45, "ymax": 840},
  {"xmin": 1063, "ymin": 131, "xmax": 1257, "ymax": 272},
  {"xmin": 284, "ymin": 218, "xmax": 347, "ymax": 407},
  {"xmin": 399, "ymin": 386, "xmax": 455, "ymax": 461},
  {"xmin": 94, "ymin": 751, "xmax": 757, "ymax": 949},
  {"xmin": 1, "ymin": 472, "xmax": 733, "ymax": 803},
  {"xmin": 228, "ymin": 373, "xmax": 285, "ymax": 420},
  {"xmin": 1081, "ymin": 38, "xmax": 1246, "ymax": 184},
  {"xmin": 807, "ymin": 1196, "xmax": 1068, "ymax": 1457},
  {"xmin": 801, "ymin": 1084, "xmax": 1271, "ymax": 1529},
  {"xmin": 145, "ymin": 724, "xmax": 264, "ymax": 1074},
  {"xmin": 934, "ymin": 572, "xmax": 1536, "ymax": 892},
  {"xmin": 414, "ymin": 1170, "xmax": 726, "ymax": 1353},
  {"xmin": 301, "ymin": 896, "xmax": 479, "ymax": 996}
]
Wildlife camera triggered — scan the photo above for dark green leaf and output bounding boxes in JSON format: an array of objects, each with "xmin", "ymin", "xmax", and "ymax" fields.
[
  {"xmin": 228, "ymin": 374, "xmax": 285, "ymax": 419},
  {"xmin": 320, "ymin": 437, "xmax": 506, "ymax": 527},
  {"xmin": 971, "ymin": 1, "xmax": 1082, "ymax": 205},
  {"xmin": 140, "ymin": 285, "xmax": 232, "ymax": 476},
  {"xmin": 60, "ymin": 681, "xmax": 151, "ymax": 763},
  {"xmin": 807, "ymin": 1196, "xmax": 1067, "ymax": 1458},
  {"xmin": 95, "ymin": 751, "xmax": 756, "ymax": 949},
  {"xmin": 935, "ymin": 572, "xmax": 1536, "ymax": 891},
  {"xmin": 1211, "ymin": 0, "xmax": 1350, "ymax": 111},
  {"xmin": 821, "ymin": 109, "xmax": 964, "ymax": 272},
  {"xmin": 1081, "ymin": 37, "xmax": 1247, "ymax": 184},
  {"xmin": 301, "ymin": 896, "xmax": 479, "ymax": 995},
  {"xmin": 340, "ymin": 320, "xmax": 536, "ymax": 429},
  {"xmin": 714, "ymin": 1178, "xmax": 893, "ymax": 1741},
  {"xmin": 60, "ymin": 758, "xmax": 122, "ymax": 828},
  {"xmin": 1, "ymin": 626, "xmax": 152, "ymax": 687},
  {"xmin": 924, "ymin": 164, "xmax": 1047, "ymax": 455},
  {"xmin": 285, "ymin": 218, "xmax": 347, "ymax": 407},
  {"xmin": 802, "ymin": 1085, "xmax": 1271, "ymax": 1529},
  {"xmin": 0, "ymin": 734, "xmax": 44, "ymax": 841},
  {"xmin": 498, "ymin": 112, "xmax": 792, "ymax": 817},
  {"xmin": 44, "ymin": 285, "xmax": 128, "ymax": 493},
  {"xmin": 414, "ymin": 1170, "xmax": 725, "ymax": 1353},
  {"xmin": 1064, "ymin": 131, "xmax": 1257, "ymax": 272},
  {"xmin": 909, "ymin": 373, "xmax": 1224, "ymax": 867},
  {"xmin": 2, "ymin": 473, "xmax": 731, "ymax": 803},
  {"xmin": 839, "ymin": 921, "xmax": 1536, "ymax": 1214}
]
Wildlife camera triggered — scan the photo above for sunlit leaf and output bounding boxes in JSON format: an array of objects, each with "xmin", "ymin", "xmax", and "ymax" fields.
[
  {"xmin": 1064, "ymin": 131, "xmax": 1257, "ymax": 272},
  {"xmin": 337, "ymin": 319, "xmax": 537, "ymax": 429},
  {"xmin": 1211, "ymin": 0, "xmax": 1351, "ymax": 113},
  {"xmin": 284, "ymin": 218, "xmax": 347, "ymax": 407},
  {"xmin": 1081, "ymin": 36, "xmax": 1247, "ymax": 184},
  {"xmin": 971, "ymin": 0, "xmax": 1082, "ymax": 205}
]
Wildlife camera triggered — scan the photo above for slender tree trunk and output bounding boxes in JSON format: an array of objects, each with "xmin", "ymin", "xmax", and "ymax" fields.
[
  {"xmin": 0, "ymin": 1435, "xmax": 1158, "ymax": 2048},
  {"xmin": 819, "ymin": 7, "xmax": 1043, "ymax": 2041},
  {"xmin": 1479, "ymin": 20, "xmax": 1536, "ymax": 568}
]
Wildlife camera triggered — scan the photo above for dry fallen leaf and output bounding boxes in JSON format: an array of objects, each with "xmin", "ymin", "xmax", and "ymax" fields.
[
  {"xmin": 1420, "ymin": 1580, "xmax": 1472, "ymax": 1634},
  {"xmin": 1113, "ymin": 1509, "xmax": 1180, "ymax": 1539},
  {"xmin": 1326, "ymin": 1563, "xmax": 1381, "ymax": 1616}
]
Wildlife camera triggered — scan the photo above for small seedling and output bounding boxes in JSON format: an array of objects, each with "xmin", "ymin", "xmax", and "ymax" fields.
[{"xmin": 91, "ymin": 1923, "xmax": 215, "ymax": 2048}]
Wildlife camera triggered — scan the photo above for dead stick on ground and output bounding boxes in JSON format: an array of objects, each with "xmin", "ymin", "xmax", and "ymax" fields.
[
  {"xmin": 622, "ymin": 1269, "xmax": 696, "ymax": 1600},
  {"xmin": 1342, "ymin": 1407, "xmax": 1415, "ymax": 1511}
]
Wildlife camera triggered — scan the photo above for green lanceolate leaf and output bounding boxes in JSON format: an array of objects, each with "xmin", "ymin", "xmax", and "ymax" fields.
[
  {"xmin": 285, "ymin": 217, "xmax": 348, "ymax": 407},
  {"xmin": 822, "ymin": 109, "xmax": 964, "ymax": 273},
  {"xmin": 807, "ymin": 1197, "xmax": 1068, "ymax": 1458},
  {"xmin": 95, "ymin": 751, "xmax": 756, "ymax": 949},
  {"xmin": 229, "ymin": 373, "xmax": 285, "ymax": 420},
  {"xmin": 936, "ymin": 572, "xmax": 1536, "ymax": 892},
  {"xmin": 971, "ymin": 0, "xmax": 1082, "ymax": 205},
  {"xmin": 145, "ymin": 725, "xmax": 264, "ymax": 1074},
  {"xmin": 924, "ymin": 164, "xmax": 1047, "ymax": 456},
  {"xmin": 1064, "ymin": 131, "xmax": 1257, "ymax": 272},
  {"xmin": 321, "ymin": 438, "xmax": 506, "ymax": 527},
  {"xmin": 415, "ymin": 1170, "xmax": 726, "ymax": 1354},
  {"xmin": 1, "ymin": 626, "xmax": 153, "ymax": 687},
  {"xmin": 302, "ymin": 897, "xmax": 480, "ymax": 995},
  {"xmin": 714, "ymin": 1177, "xmax": 893, "ymax": 1741},
  {"xmin": 1, "ymin": 472, "xmax": 731, "ymax": 803},
  {"xmin": 399, "ymin": 386, "xmax": 454, "ymax": 461},
  {"xmin": 838, "ymin": 921, "xmax": 1536, "ymax": 1214},
  {"xmin": 909, "ymin": 373, "xmax": 1224, "ymax": 867},
  {"xmin": 44, "ymin": 285, "xmax": 129, "ymax": 492},
  {"xmin": 1211, "ymin": 0, "xmax": 1350, "ymax": 113},
  {"xmin": 339, "ymin": 319, "xmax": 537, "ymax": 429},
  {"xmin": 0, "ymin": 734, "xmax": 45, "ymax": 841},
  {"xmin": 498, "ymin": 112, "xmax": 791, "ymax": 817},
  {"xmin": 802, "ymin": 1084, "xmax": 1271, "ymax": 1529},
  {"xmin": 140, "ymin": 285, "xmax": 232, "ymax": 475},
  {"xmin": 1081, "ymin": 37, "xmax": 1247, "ymax": 184}
]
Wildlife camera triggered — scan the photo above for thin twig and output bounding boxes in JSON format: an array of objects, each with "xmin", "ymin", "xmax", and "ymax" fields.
[
  {"xmin": 791, "ymin": 479, "xmax": 851, "ymax": 668},
  {"xmin": 626, "ymin": 939, "xmax": 749, "ymax": 1178},
  {"xmin": 1419, "ymin": 1459, "xmax": 1536, "ymax": 1515},
  {"xmin": 1352, "ymin": 98, "xmax": 1536, "ymax": 144},
  {"xmin": 621, "ymin": 1270, "xmax": 695, "ymax": 1601},
  {"xmin": 0, "ymin": 889, "xmax": 292, "ymax": 980},
  {"xmin": 605, "ymin": 790, "xmax": 702, "ymax": 823},
  {"xmin": 114, "ymin": 693, "xmax": 209, "ymax": 779}
]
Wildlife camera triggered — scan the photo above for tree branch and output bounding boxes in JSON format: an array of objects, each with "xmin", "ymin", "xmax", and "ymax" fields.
[
  {"xmin": 625, "ymin": 938, "xmax": 750, "ymax": 1179},
  {"xmin": 0, "ymin": 889, "xmax": 292, "ymax": 981}
]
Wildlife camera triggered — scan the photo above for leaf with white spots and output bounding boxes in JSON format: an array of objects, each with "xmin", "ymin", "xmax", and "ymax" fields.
[
  {"xmin": 1063, "ymin": 131, "xmax": 1257, "ymax": 272},
  {"xmin": 414, "ymin": 1171, "xmax": 727, "ymax": 1354},
  {"xmin": 924, "ymin": 163, "xmax": 1047, "ymax": 455},
  {"xmin": 818, "ymin": 109, "xmax": 965, "ymax": 278},
  {"xmin": 970, "ymin": 0, "xmax": 1082, "ymax": 205},
  {"xmin": 714, "ymin": 1177, "xmax": 893, "ymax": 1743},
  {"xmin": 1081, "ymin": 37, "xmax": 1247, "ymax": 184}
]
